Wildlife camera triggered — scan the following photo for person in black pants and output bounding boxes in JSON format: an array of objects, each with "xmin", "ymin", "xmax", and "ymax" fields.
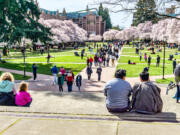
[
  {"xmin": 32, "ymin": 64, "xmax": 37, "ymax": 81},
  {"xmin": 86, "ymin": 66, "xmax": 92, "ymax": 80},
  {"xmin": 156, "ymin": 55, "xmax": 160, "ymax": 67},
  {"xmin": 57, "ymin": 72, "xmax": 64, "ymax": 92},
  {"xmin": 173, "ymin": 59, "xmax": 177, "ymax": 73},
  {"xmin": 148, "ymin": 56, "xmax": 151, "ymax": 67},
  {"xmin": 76, "ymin": 74, "xmax": 82, "ymax": 91},
  {"xmin": 96, "ymin": 66, "xmax": 102, "ymax": 81}
]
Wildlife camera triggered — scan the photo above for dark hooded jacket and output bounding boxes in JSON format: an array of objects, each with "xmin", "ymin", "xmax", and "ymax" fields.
[{"xmin": 131, "ymin": 81, "xmax": 163, "ymax": 114}]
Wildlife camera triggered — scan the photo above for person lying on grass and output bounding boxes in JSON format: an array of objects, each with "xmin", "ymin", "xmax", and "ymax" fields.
[
  {"xmin": 15, "ymin": 82, "xmax": 32, "ymax": 107},
  {"xmin": 128, "ymin": 60, "xmax": 136, "ymax": 65}
]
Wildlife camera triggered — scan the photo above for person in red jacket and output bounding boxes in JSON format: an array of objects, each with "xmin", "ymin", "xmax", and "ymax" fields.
[
  {"xmin": 66, "ymin": 72, "xmax": 74, "ymax": 92},
  {"xmin": 89, "ymin": 57, "xmax": 94, "ymax": 68}
]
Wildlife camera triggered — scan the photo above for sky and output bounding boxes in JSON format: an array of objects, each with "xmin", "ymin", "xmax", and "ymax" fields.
[{"xmin": 37, "ymin": 0, "xmax": 133, "ymax": 28}]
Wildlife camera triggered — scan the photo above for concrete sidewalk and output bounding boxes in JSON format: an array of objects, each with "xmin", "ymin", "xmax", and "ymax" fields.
[{"xmin": 0, "ymin": 86, "xmax": 179, "ymax": 135}]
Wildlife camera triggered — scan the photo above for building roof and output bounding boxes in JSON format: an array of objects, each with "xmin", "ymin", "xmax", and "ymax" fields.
[
  {"xmin": 66, "ymin": 10, "xmax": 98, "ymax": 19},
  {"xmin": 40, "ymin": 8, "xmax": 99, "ymax": 19},
  {"xmin": 40, "ymin": 8, "xmax": 58, "ymax": 16}
]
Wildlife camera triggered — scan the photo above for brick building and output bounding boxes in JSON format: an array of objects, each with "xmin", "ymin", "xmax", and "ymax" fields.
[{"xmin": 39, "ymin": 8, "xmax": 106, "ymax": 35}]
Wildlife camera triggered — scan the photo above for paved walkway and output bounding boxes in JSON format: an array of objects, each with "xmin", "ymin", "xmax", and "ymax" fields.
[{"xmin": 0, "ymin": 47, "xmax": 180, "ymax": 134}]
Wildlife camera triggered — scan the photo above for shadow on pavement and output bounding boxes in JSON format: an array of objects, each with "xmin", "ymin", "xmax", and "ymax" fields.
[
  {"xmin": 112, "ymin": 112, "xmax": 178, "ymax": 123},
  {"xmin": 44, "ymin": 92, "xmax": 104, "ymax": 102}
]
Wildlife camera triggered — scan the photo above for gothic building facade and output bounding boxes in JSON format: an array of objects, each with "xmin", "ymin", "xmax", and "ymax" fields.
[{"xmin": 39, "ymin": 8, "xmax": 106, "ymax": 35}]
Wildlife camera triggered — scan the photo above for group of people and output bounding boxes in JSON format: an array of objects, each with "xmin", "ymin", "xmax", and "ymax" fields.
[
  {"xmin": 51, "ymin": 65, "xmax": 82, "ymax": 92},
  {"xmin": 0, "ymin": 72, "xmax": 32, "ymax": 107},
  {"xmin": 104, "ymin": 69, "xmax": 163, "ymax": 114},
  {"xmin": 85, "ymin": 43, "xmax": 122, "ymax": 81}
]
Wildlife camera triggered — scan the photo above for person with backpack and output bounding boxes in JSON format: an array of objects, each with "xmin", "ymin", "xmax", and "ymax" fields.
[
  {"xmin": 57, "ymin": 72, "xmax": 64, "ymax": 92},
  {"xmin": 76, "ymin": 74, "xmax": 82, "ymax": 91},
  {"xmin": 86, "ymin": 66, "xmax": 93, "ymax": 80},
  {"xmin": 131, "ymin": 72, "xmax": 163, "ymax": 114},
  {"xmin": 96, "ymin": 66, "xmax": 102, "ymax": 81}
]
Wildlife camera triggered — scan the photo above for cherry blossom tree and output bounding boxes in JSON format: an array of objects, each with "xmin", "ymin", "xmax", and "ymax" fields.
[
  {"xmin": 89, "ymin": 34, "xmax": 102, "ymax": 41},
  {"xmin": 39, "ymin": 19, "xmax": 88, "ymax": 44}
]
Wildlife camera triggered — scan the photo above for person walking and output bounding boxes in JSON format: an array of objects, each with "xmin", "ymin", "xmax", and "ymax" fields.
[
  {"xmin": 156, "ymin": 55, "xmax": 160, "ymax": 67},
  {"xmin": 66, "ymin": 72, "xmax": 74, "ymax": 92},
  {"xmin": 76, "ymin": 74, "xmax": 82, "ymax": 91},
  {"xmin": 139, "ymin": 52, "xmax": 142, "ymax": 61},
  {"xmin": 96, "ymin": 66, "xmax": 102, "ymax": 81},
  {"xmin": 47, "ymin": 54, "xmax": 51, "ymax": 63},
  {"xmin": 81, "ymin": 49, "xmax": 85, "ymax": 60},
  {"xmin": 148, "ymin": 56, "xmax": 151, "ymax": 67},
  {"xmin": 87, "ymin": 57, "xmax": 90, "ymax": 66},
  {"xmin": 111, "ymin": 55, "xmax": 116, "ymax": 67},
  {"xmin": 51, "ymin": 65, "xmax": 58, "ymax": 85},
  {"xmin": 144, "ymin": 53, "xmax": 147, "ymax": 62},
  {"xmin": 173, "ymin": 59, "xmax": 177, "ymax": 73},
  {"xmin": 89, "ymin": 57, "xmax": 93, "ymax": 68},
  {"xmin": 32, "ymin": 64, "xmax": 37, "ymax": 81},
  {"xmin": 94, "ymin": 55, "xmax": 98, "ymax": 67},
  {"xmin": 86, "ymin": 66, "xmax": 93, "ymax": 80},
  {"xmin": 106, "ymin": 55, "xmax": 110, "ymax": 67},
  {"xmin": 98, "ymin": 57, "xmax": 103, "ymax": 66},
  {"xmin": 57, "ymin": 72, "xmax": 64, "ymax": 92},
  {"xmin": 103, "ymin": 55, "xmax": 106, "ymax": 67}
]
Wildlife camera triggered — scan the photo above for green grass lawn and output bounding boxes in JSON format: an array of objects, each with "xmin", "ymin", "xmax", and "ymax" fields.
[
  {"xmin": 0, "ymin": 47, "xmax": 91, "ymax": 75},
  {"xmin": 0, "ymin": 62, "xmax": 86, "ymax": 76},
  {"xmin": 0, "ymin": 71, "xmax": 31, "ymax": 80},
  {"xmin": 117, "ymin": 45, "xmax": 176, "ymax": 77},
  {"xmin": 156, "ymin": 77, "xmax": 175, "ymax": 84}
]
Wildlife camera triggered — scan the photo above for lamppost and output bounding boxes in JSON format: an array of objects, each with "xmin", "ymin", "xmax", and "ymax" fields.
[
  {"xmin": 162, "ymin": 36, "xmax": 167, "ymax": 79},
  {"xmin": 22, "ymin": 39, "xmax": 26, "ymax": 77}
]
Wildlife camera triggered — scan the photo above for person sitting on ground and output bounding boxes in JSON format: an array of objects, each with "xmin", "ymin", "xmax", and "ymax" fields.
[
  {"xmin": 169, "ymin": 55, "xmax": 174, "ymax": 61},
  {"xmin": 143, "ymin": 67, "xmax": 149, "ymax": 72},
  {"xmin": 104, "ymin": 69, "xmax": 132, "ymax": 113},
  {"xmin": 15, "ymin": 82, "xmax": 32, "ymax": 107},
  {"xmin": 131, "ymin": 72, "xmax": 163, "ymax": 114},
  {"xmin": 0, "ymin": 72, "xmax": 16, "ymax": 106},
  {"xmin": 74, "ymin": 52, "xmax": 79, "ymax": 56}
]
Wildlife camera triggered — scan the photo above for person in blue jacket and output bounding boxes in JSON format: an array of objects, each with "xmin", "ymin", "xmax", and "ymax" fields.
[
  {"xmin": 51, "ymin": 65, "xmax": 58, "ymax": 85},
  {"xmin": 0, "ymin": 72, "xmax": 16, "ymax": 106}
]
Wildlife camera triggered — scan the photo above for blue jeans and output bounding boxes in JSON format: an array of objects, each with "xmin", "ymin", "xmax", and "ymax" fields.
[{"xmin": 68, "ymin": 84, "xmax": 72, "ymax": 92}]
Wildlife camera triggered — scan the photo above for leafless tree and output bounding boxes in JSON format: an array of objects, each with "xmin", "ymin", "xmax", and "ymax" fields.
[{"xmin": 93, "ymin": 0, "xmax": 180, "ymax": 19}]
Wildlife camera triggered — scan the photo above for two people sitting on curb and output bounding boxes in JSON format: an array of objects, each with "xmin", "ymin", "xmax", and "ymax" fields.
[
  {"xmin": 0, "ymin": 72, "xmax": 32, "ymax": 107},
  {"xmin": 104, "ymin": 69, "xmax": 163, "ymax": 114}
]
